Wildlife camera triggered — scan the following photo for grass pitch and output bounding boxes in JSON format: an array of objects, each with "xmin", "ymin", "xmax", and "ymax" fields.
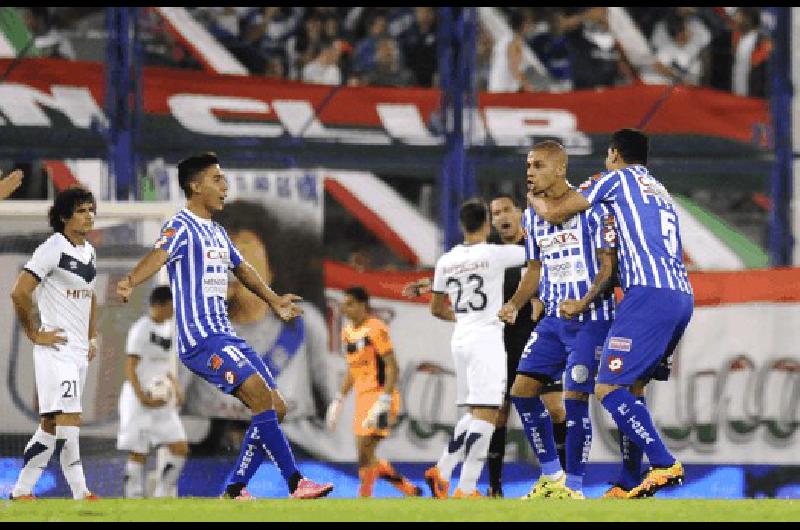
[{"xmin": 1, "ymin": 498, "xmax": 798, "ymax": 522}]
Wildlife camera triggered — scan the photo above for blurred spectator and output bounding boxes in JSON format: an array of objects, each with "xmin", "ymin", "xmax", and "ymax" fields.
[
  {"xmin": 731, "ymin": 7, "xmax": 771, "ymax": 97},
  {"xmin": 566, "ymin": 7, "xmax": 634, "ymax": 90},
  {"xmin": 651, "ymin": 7, "xmax": 711, "ymax": 55},
  {"xmin": 301, "ymin": 39, "xmax": 342, "ymax": 86},
  {"xmin": 287, "ymin": 15, "xmax": 325, "ymax": 78},
  {"xmin": 242, "ymin": 7, "xmax": 302, "ymax": 68},
  {"xmin": 19, "ymin": 7, "xmax": 76, "ymax": 60},
  {"xmin": 400, "ymin": 7, "xmax": 438, "ymax": 87},
  {"xmin": 358, "ymin": 37, "xmax": 416, "ymax": 88},
  {"xmin": 528, "ymin": 8, "xmax": 574, "ymax": 91},
  {"xmin": 475, "ymin": 24, "xmax": 494, "ymax": 92},
  {"xmin": 488, "ymin": 10, "xmax": 533, "ymax": 93},
  {"xmin": 193, "ymin": 7, "xmax": 266, "ymax": 74},
  {"xmin": 642, "ymin": 12, "xmax": 705, "ymax": 85},
  {"xmin": 352, "ymin": 11, "xmax": 389, "ymax": 75}
]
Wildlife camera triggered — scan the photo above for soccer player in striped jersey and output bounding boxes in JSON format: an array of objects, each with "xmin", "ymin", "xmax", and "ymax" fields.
[
  {"xmin": 116, "ymin": 153, "xmax": 333, "ymax": 500},
  {"xmin": 498, "ymin": 141, "xmax": 617, "ymax": 500},
  {"xmin": 529, "ymin": 129, "xmax": 694, "ymax": 498}
]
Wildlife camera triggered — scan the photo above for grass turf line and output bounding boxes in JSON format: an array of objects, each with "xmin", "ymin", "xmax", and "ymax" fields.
[{"xmin": 1, "ymin": 499, "xmax": 798, "ymax": 522}]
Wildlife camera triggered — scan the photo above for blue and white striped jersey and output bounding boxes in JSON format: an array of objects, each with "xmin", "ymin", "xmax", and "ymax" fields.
[
  {"xmin": 578, "ymin": 165, "xmax": 692, "ymax": 295},
  {"xmin": 523, "ymin": 202, "xmax": 616, "ymax": 322},
  {"xmin": 154, "ymin": 208, "xmax": 243, "ymax": 355}
]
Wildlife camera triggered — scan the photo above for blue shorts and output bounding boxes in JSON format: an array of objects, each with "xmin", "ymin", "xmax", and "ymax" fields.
[
  {"xmin": 517, "ymin": 316, "xmax": 611, "ymax": 394},
  {"xmin": 180, "ymin": 334, "xmax": 276, "ymax": 395},
  {"xmin": 596, "ymin": 287, "xmax": 693, "ymax": 387}
]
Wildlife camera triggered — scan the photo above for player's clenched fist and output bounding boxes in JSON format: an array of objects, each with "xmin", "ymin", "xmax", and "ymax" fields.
[
  {"xmin": 117, "ymin": 275, "xmax": 133, "ymax": 303},
  {"xmin": 498, "ymin": 302, "xmax": 519, "ymax": 325}
]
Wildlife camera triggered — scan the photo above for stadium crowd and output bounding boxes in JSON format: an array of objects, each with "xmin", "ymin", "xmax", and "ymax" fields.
[{"xmin": 12, "ymin": 7, "xmax": 773, "ymax": 98}]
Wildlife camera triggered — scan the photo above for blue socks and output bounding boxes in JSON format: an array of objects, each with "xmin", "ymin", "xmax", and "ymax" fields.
[
  {"xmin": 226, "ymin": 420, "xmax": 266, "ymax": 493},
  {"xmin": 564, "ymin": 399, "xmax": 591, "ymax": 492},
  {"xmin": 227, "ymin": 410, "xmax": 302, "ymax": 495},
  {"xmin": 618, "ymin": 397, "xmax": 646, "ymax": 490},
  {"xmin": 511, "ymin": 396, "xmax": 562, "ymax": 476},
  {"xmin": 602, "ymin": 389, "xmax": 675, "ymax": 469}
]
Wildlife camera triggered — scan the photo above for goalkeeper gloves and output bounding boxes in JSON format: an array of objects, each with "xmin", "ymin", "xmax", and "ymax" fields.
[{"xmin": 325, "ymin": 393, "xmax": 343, "ymax": 431}]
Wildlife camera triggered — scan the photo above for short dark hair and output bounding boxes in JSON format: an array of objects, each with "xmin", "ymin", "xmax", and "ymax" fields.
[
  {"xmin": 149, "ymin": 285, "xmax": 172, "ymax": 306},
  {"xmin": 178, "ymin": 153, "xmax": 219, "ymax": 198},
  {"xmin": 344, "ymin": 286, "xmax": 369, "ymax": 306},
  {"xmin": 610, "ymin": 128, "xmax": 649, "ymax": 165},
  {"xmin": 491, "ymin": 194, "xmax": 518, "ymax": 207},
  {"xmin": 48, "ymin": 187, "xmax": 95, "ymax": 233},
  {"xmin": 460, "ymin": 198, "xmax": 489, "ymax": 233}
]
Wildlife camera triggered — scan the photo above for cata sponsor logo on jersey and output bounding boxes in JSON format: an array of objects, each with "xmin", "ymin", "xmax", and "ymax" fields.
[{"xmin": 537, "ymin": 232, "xmax": 580, "ymax": 254}]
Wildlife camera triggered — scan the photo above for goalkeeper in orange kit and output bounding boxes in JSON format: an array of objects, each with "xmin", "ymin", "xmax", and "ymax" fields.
[{"xmin": 326, "ymin": 286, "xmax": 422, "ymax": 498}]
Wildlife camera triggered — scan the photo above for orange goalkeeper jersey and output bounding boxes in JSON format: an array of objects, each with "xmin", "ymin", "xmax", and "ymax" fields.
[{"xmin": 341, "ymin": 317, "xmax": 394, "ymax": 395}]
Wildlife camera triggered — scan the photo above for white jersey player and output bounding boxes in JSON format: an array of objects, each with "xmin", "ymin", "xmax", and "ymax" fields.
[
  {"xmin": 10, "ymin": 187, "xmax": 99, "ymax": 501},
  {"xmin": 424, "ymin": 198, "xmax": 526, "ymax": 499},
  {"xmin": 118, "ymin": 286, "xmax": 188, "ymax": 498}
]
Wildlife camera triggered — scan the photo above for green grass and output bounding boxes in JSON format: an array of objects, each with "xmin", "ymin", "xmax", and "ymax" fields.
[{"xmin": 1, "ymin": 498, "xmax": 798, "ymax": 522}]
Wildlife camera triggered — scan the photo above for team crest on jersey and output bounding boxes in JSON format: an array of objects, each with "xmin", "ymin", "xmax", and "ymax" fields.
[
  {"xmin": 225, "ymin": 370, "xmax": 237, "ymax": 385},
  {"xmin": 608, "ymin": 356, "xmax": 624, "ymax": 373},
  {"xmin": 155, "ymin": 227, "xmax": 177, "ymax": 250},
  {"xmin": 207, "ymin": 354, "xmax": 223, "ymax": 371}
]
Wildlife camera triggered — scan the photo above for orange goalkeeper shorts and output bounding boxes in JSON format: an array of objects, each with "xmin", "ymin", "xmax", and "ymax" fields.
[{"xmin": 354, "ymin": 390, "xmax": 400, "ymax": 438}]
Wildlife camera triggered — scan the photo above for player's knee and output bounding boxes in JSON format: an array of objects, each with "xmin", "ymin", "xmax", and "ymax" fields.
[
  {"xmin": 235, "ymin": 374, "xmax": 273, "ymax": 414},
  {"xmin": 510, "ymin": 375, "xmax": 541, "ymax": 398},
  {"xmin": 272, "ymin": 391, "xmax": 287, "ymax": 423},
  {"xmin": 631, "ymin": 380, "xmax": 647, "ymax": 397},
  {"xmin": 169, "ymin": 442, "xmax": 190, "ymax": 457},
  {"xmin": 564, "ymin": 391, "xmax": 590, "ymax": 402},
  {"xmin": 594, "ymin": 383, "xmax": 617, "ymax": 402},
  {"xmin": 40, "ymin": 415, "xmax": 57, "ymax": 435},
  {"xmin": 55, "ymin": 413, "xmax": 82, "ymax": 427}
]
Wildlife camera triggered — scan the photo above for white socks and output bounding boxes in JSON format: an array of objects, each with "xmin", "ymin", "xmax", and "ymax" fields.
[
  {"xmin": 456, "ymin": 419, "xmax": 495, "ymax": 494},
  {"xmin": 124, "ymin": 459, "xmax": 144, "ymax": 499},
  {"xmin": 436, "ymin": 413, "xmax": 473, "ymax": 482},
  {"xmin": 12, "ymin": 426, "xmax": 56, "ymax": 498},
  {"xmin": 56, "ymin": 426, "xmax": 89, "ymax": 499},
  {"xmin": 153, "ymin": 446, "xmax": 186, "ymax": 498}
]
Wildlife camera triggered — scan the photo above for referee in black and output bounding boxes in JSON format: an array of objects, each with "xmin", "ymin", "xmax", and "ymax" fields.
[{"xmin": 486, "ymin": 195, "xmax": 566, "ymax": 498}]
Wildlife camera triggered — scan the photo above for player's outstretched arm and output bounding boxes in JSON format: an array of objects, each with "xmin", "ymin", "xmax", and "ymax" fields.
[
  {"xmin": 0, "ymin": 169, "xmax": 23, "ymax": 200},
  {"xmin": 402, "ymin": 277, "xmax": 432, "ymax": 298},
  {"xmin": 559, "ymin": 248, "xmax": 618, "ymax": 320},
  {"xmin": 528, "ymin": 189, "xmax": 590, "ymax": 225},
  {"xmin": 499, "ymin": 260, "xmax": 542, "ymax": 325},
  {"xmin": 232, "ymin": 261, "xmax": 303, "ymax": 322},
  {"xmin": 10, "ymin": 271, "xmax": 67, "ymax": 347},
  {"xmin": 117, "ymin": 248, "xmax": 169, "ymax": 303}
]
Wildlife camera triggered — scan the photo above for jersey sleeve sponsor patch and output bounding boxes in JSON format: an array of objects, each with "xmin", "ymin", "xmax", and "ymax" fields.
[{"xmin": 155, "ymin": 227, "xmax": 178, "ymax": 250}]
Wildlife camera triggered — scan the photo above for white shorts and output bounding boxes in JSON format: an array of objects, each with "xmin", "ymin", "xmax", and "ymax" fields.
[
  {"xmin": 452, "ymin": 326, "xmax": 507, "ymax": 408},
  {"xmin": 117, "ymin": 383, "xmax": 187, "ymax": 454},
  {"xmin": 33, "ymin": 346, "xmax": 88, "ymax": 415}
]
